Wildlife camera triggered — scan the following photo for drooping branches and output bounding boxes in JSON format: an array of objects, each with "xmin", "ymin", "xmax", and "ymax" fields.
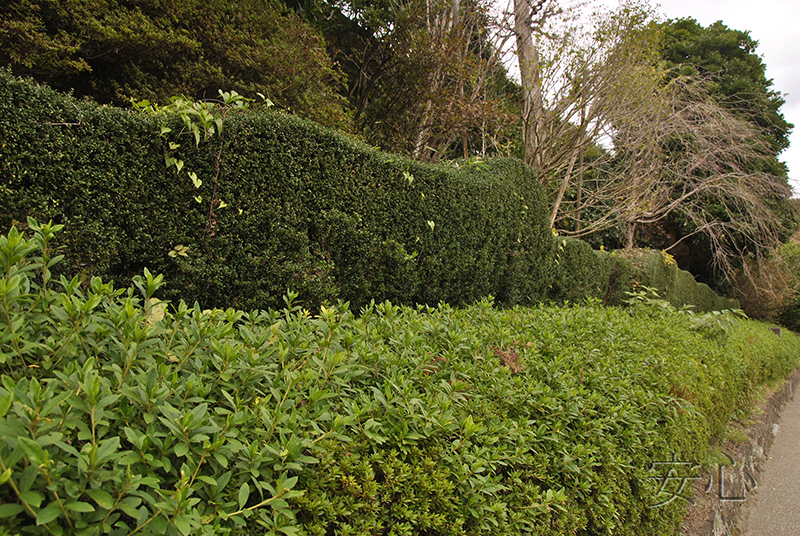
[
  {"xmin": 508, "ymin": 0, "xmax": 796, "ymax": 283},
  {"xmin": 600, "ymin": 74, "xmax": 793, "ymax": 276}
]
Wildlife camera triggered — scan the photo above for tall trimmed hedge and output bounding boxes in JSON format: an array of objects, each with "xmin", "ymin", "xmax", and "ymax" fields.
[
  {"xmin": 0, "ymin": 70, "xmax": 554, "ymax": 310},
  {"xmin": 1, "ymin": 71, "xmax": 738, "ymax": 313}
]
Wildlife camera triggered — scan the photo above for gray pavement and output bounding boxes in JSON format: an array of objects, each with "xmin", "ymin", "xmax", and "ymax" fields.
[{"xmin": 744, "ymin": 390, "xmax": 800, "ymax": 535}]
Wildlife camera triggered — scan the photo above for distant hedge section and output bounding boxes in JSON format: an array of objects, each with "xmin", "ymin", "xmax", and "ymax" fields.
[
  {"xmin": 616, "ymin": 249, "xmax": 739, "ymax": 312},
  {"xmin": 547, "ymin": 238, "xmax": 739, "ymax": 312},
  {"xmin": 0, "ymin": 70, "xmax": 554, "ymax": 310}
]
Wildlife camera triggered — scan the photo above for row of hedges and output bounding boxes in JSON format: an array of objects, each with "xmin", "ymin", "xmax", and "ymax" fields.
[
  {"xmin": 1, "ymin": 70, "xmax": 737, "ymax": 313},
  {"xmin": 1, "ymin": 223, "xmax": 796, "ymax": 535}
]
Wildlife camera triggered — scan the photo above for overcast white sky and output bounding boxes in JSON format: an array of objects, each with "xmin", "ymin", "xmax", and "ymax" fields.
[{"xmin": 601, "ymin": 0, "xmax": 800, "ymax": 195}]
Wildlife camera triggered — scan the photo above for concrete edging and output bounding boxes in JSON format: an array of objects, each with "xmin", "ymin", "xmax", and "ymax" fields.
[{"xmin": 680, "ymin": 368, "xmax": 800, "ymax": 535}]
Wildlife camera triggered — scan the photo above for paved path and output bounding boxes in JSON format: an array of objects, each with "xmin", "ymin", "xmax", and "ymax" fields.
[{"xmin": 744, "ymin": 389, "xmax": 800, "ymax": 535}]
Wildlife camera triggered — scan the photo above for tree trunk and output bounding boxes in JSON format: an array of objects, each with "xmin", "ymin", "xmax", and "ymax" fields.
[
  {"xmin": 625, "ymin": 221, "xmax": 637, "ymax": 249},
  {"xmin": 574, "ymin": 150, "xmax": 584, "ymax": 232},
  {"xmin": 550, "ymin": 148, "xmax": 579, "ymax": 228},
  {"xmin": 513, "ymin": 0, "xmax": 545, "ymax": 173}
]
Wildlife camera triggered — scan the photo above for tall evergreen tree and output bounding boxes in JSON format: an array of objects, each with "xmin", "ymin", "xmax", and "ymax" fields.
[{"xmin": 660, "ymin": 18, "xmax": 792, "ymax": 174}]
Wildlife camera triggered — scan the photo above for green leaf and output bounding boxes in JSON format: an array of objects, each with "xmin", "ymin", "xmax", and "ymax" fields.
[
  {"xmin": 196, "ymin": 475, "xmax": 216, "ymax": 486},
  {"xmin": 36, "ymin": 502, "xmax": 62, "ymax": 525},
  {"xmin": 0, "ymin": 503, "xmax": 24, "ymax": 517},
  {"xmin": 18, "ymin": 437, "xmax": 46, "ymax": 466},
  {"xmin": 150, "ymin": 515, "xmax": 169, "ymax": 534},
  {"xmin": 19, "ymin": 490, "xmax": 44, "ymax": 508},
  {"xmin": 65, "ymin": 501, "xmax": 95, "ymax": 513},
  {"xmin": 117, "ymin": 500, "xmax": 140, "ymax": 518},
  {"xmin": 174, "ymin": 443, "xmax": 189, "ymax": 457},
  {"xmin": 46, "ymin": 255, "xmax": 64, "ymax": 268},
  {"xmin": 95, "ymin": 436, "xmax": 120, "ymax": 464},
  {"xmin": 173, "ymin": 513, "xmax": 192, "ymax": 536},
  {"xmin": 117, "ymin": 451, "xmax": 140, "ymax": 465},
  {"xmin": 85, "ymin": 488, "xmax": 114, "ymax": 510},
  {"xmin": 0, "ymin": 468, "xmax": 11, "ymax": 485},
  {"xmin": 0, "ymin": 393, "xmax": 10, "ymax": 418},
  {"xmin": 238, "ymin": 482, "xmax": 250, "ymax": 510},
  {"xmin": 55, "ymin": 440, "xmax": 80, "ymax": 458}
]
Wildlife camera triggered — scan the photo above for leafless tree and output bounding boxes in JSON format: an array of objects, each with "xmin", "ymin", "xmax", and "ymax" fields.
[
  {"xmin": 561, "ymin": 74, "xmax": 794, "ymax": 280},
  {"xmin": 505, "ymin": 0, "xmax": 794, "ymax": 282},
  {"xmin": 507, "ymin": 0, "xmax": 660, "ymax": 194}
]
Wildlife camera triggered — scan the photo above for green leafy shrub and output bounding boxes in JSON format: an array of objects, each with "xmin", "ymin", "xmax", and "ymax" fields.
[{"xmin": 1, "ymin": 222, "xmax": 798, "ymax": 535}]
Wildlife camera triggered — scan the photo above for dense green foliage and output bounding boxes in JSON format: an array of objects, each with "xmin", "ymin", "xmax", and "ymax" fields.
[
  {"xmin": 0, "ymin": 70, "xmax": 553, "ymax": 312},
  {"xmin": 1, "ymin": 222, "xmax": 797, "ymax": 535},
  {"xmin": 1, "ymin": 71, "xmax": 746, "ymax": 315},
  {"xmin": 4, "ymin": 0, "xmax": 797, "ymax": 295},
  {"xmin": 1, "ymin": 71, "xmax": 742, "ymax": 315},
  {"xmin": 0, "ymin": 0, "xmax": 520, "ymax": 155},
  {"xmin": 0, "ymin": 0, "xmax": 349, "ymax": 127}
]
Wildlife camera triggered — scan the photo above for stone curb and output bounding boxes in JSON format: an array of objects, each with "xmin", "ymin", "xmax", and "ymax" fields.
[{"xmin": 681, "ymin": 367, "xmax": 800, "ymax": 535}]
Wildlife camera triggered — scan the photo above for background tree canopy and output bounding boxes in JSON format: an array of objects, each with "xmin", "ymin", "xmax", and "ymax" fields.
[
  {"xmin": 0, "ymin": 0, "xmax": 350, "ymax": 126},
  {"xmin": 659, "ymin": 17, "xmax": 792, "ymax": 171}
]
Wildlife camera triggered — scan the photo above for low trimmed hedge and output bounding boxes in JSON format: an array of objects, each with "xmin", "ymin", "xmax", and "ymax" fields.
[{"xmin": 0, "ymin": 222, "xmax": 796, "ymax": 536}]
